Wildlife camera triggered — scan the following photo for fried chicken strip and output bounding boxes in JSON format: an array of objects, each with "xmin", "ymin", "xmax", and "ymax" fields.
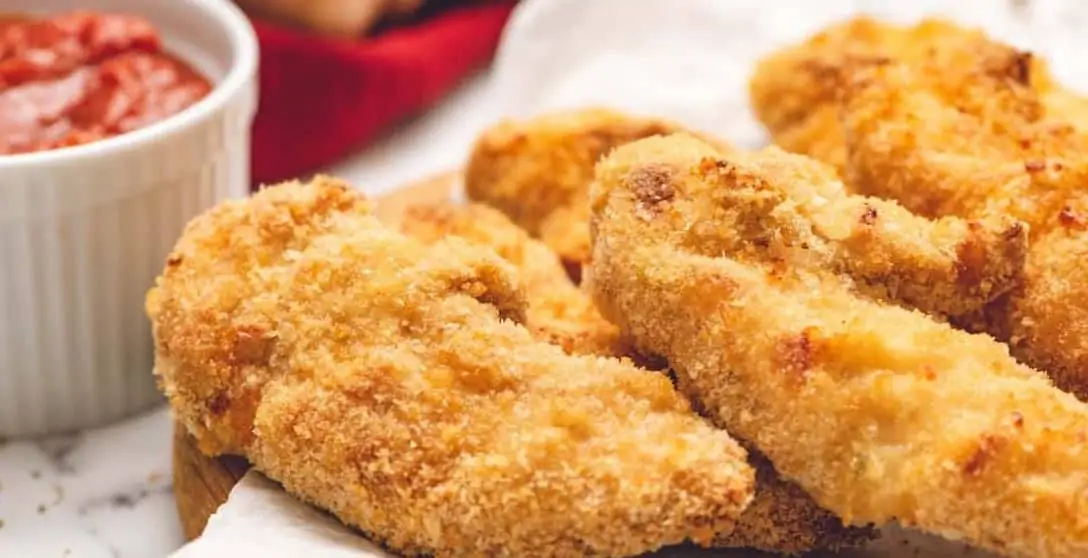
[
  {"xmin": 594, "ymin": 136, "xmax": 1024, "ymax": 320},
  {"xmin": 588, "ymin": 135, "xmax": 1088, "ymax": 558},
  {"xmin": 749, "ymin": 17, "xmax": 1087, "ymax": 174},
  {"xmin": 841, "ymin": 49, "xmax": 1088, "ymax": 399},
  {"xmin": 398, "ymin": 200, "xmax": 876, "ymax": 554},
  {"xmin": 146, "ymin": 177, "xmax": 755, "ymax": 557},
  {"xmin": 464, "ymin": 108, "xmax": 696, "ymax": 274}
]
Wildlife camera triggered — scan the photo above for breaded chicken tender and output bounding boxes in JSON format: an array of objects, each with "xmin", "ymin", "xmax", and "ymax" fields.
[
  {"xmin": 146, "ymin": 177, "xmax": 756, "ymax": 557},
  {"xmin": 841, "ymin": 51, "xmax": 1088, "ymax": 225},
  {"xmin": 398, "ymin": 201, "xmax": 876, "ymax": 554},
  {"xmin": 591, "ymin": 136, "xmax": 1024, "ymax": 321},
  {"xmin": 464, "ymin": 108, "xmax": 693, "ymax": 274},
  {"xmin": 749, "ymin": 17, "xmax": 1088, "ymax": 174},
  {"xmin": 400, "ymin": 202, "xmax": 623, "ymax": 356},
  {"xmin": 841, "ymin": 49, "xmax": 1088, "ymax": 400},
  {"xmin": 588, "ymin": 135, "xmax": 1088, "ymax": 558}
]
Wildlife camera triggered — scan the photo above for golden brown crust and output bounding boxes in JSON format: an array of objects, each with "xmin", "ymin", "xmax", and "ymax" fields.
[
  {"xmin": 1007, "ymin": 230, "xmax": 1088, "ymax": 402},
  {"xmin": 400, "ymin": 202, "xmax": 625, "ymax": 357},
  {"xmin": 753, "ymin": 16, "xmax": 1088, "ymax": 402},
  {"xmin": 464, "ymin": 108, "xmax": 693, "ymax": 270},
  {"xmin": 589, "ymin": 135, "xmax": 1088, "ymax": 558},
  {"xmin": 838, "ymin": 36, "xmax": 1088, "ymax": 400},
  {"xmin": 721, "ymin": 451, "xmax": 874, "ymax": 554},
  {"xmin": 398, "ymin": 200, "xmax": 877, "ymax": 554},
  {"xmin": 748, "ymin": 17, "xmax": 1080, "ymax": 174},
  {"xmin": 841, "ymin": 52, "xmax": 1088, "ymax": 228},
  {"xmin": 588, "ymin": 136, "xmax": 1024, "ymax": 321},
  {"xmin": 146, "ymin": 177, "xmax": 380, "ymax": 457},
  {"xmin": 148, "ymin": 177, "xmax": 756, "ymax": 557}
]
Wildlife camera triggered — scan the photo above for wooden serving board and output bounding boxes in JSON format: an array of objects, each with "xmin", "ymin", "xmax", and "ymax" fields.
[{"xmin": 172, "ymin": 172, "xmax": 459, "ymax": 541}]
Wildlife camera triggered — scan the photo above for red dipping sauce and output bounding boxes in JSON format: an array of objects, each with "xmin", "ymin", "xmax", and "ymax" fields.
[{"xmin": 0, "ymin": 11, "xmax": 213, "ymax": 155}]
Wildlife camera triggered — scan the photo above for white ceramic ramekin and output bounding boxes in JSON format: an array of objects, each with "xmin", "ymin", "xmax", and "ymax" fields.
[{"xmin": 0, "ymin": 0, "xmax": 259, "ymax": 437}]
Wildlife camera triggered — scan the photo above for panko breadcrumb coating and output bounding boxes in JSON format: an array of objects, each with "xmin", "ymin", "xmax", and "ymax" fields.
[
  {"xmin": 588, "ymin": 135, "xmax": 1088, "ymax": 558},
  {"xmin": 589, "ymin": 136, "xmax": 1024, "ymax": 321},
  {"xmin": 400, "ymin": 202, "xmax": 624, "ymax": 357},
  {"xmin": 840, "ymin": 44, "xmax": 1088, "ymax": 400},
  {"xmin": 716, "ymin": 142, "xmax": 1023, "ymax": 320},
  {"xmin": 398, "ymin": 200, "xmax": 877, "ymax": 555},
  {"xmin": 147, "ymin": 177, "xmax": 756, "ymax": 557},
  {"xmin": 748, "ymin": 17, "xmax": 1088, "ymax": 174},
  {"xmin": 721, "ymin": 452, "xmax": 872, "ymax": 554},
  {"xmin": 464, "ymin": 108, "xmax": 696, "ymax": 274}
]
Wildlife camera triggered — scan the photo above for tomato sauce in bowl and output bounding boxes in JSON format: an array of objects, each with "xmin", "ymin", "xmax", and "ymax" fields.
[{"xmin": 0, "ymin": 11, "xmax": 213, "ymax": 155}]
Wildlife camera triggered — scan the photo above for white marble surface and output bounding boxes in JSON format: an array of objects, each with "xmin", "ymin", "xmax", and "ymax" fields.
[
  {"xmin": 0, "ymin": 408, "xmax": 179, "ymax": 558},
  {"xmin": 0, "ymin": 69, "xmax": 496, "ymax": 558}
]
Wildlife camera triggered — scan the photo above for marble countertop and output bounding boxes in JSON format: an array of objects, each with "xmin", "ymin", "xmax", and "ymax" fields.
[
  {"xmin": 0, "ymin": 408, "xmax": 179, "ymax": 558},
  {"xmin": 0, "ymin": 71, "xmax": 496, "ymax": 558}
]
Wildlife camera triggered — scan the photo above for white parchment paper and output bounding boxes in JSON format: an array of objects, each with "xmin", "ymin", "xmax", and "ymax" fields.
[{"xmin": 171, "ymin": 0, "xmax": 1086, "ymax": 555}]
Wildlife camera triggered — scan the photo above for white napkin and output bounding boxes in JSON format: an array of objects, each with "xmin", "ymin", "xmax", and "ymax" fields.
[
  {"xmin": 170, "ymin": 473, "xmax": 391, "ymax": 558},
  {"xmin": 489, "ymin": 0, "xmax": 1087, "ymax": 147},
  {"xmin": 171, "ymin": 0, "xmax": 1086, "ymax": 555},
  {"xmin": 173, "ymin": 470, "xmax": 988, "ymax": 558}
]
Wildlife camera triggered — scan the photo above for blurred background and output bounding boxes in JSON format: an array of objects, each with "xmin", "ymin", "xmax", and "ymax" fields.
[{"xmin": 232, "ymin": 0, "xmax": 518, "ymax": 190}]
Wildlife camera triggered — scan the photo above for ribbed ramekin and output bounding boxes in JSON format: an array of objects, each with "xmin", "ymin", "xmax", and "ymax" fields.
[{"xmin": 0, "ymin": 0, "xmax": 259, "ymax": 437}]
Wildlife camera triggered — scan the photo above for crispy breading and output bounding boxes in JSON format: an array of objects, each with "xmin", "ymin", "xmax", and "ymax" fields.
[
  {"xmin": 1010, "ymin": 231, "xmax": 1088, "ymax": 400},
  {"xmin": 840, "ymin": 47, "xmax": 1088, "ymax": 400},
  {"xmin": 398, "ymin": 200, "xmax": 876, "ymax": 554},
  {"xmin": 721, "ymin": 452, "xmax": 873, "ymax": 554},
  {"xmin": 464, "ymin": 108, "xmax": 693, "ymax": 273},
  {"xmin": 749, "ymin": 17, "xmax": 1086, "ymax": 174},
  {"xmin": 588, "ymin": 135, "xmax": 1088, "ymax": 558},
  {"xmin": 400, "ymin": 202, "xmax": 624, "ymax": 357},
  {"xmin": 842, "ymin": 51, "xmax": 1088, "ymax": 227},
  {"xmin": 589, "ymin": 136, "xmax": 1024, "ymax": 321},
  {"xmin": 146, "ymin": 177, "xmax": 756, "ymax": 557}
]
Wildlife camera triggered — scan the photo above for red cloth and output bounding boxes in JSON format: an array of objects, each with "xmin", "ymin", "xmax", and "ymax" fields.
[{"xmin": 249, "ymin": 2, "xmax": 516, "ymax": 185}]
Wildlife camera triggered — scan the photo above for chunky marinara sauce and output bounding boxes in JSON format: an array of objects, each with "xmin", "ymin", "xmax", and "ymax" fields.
[{"xmin": 0, "ymin": 12, "xmax": 213, "ymax": 155}]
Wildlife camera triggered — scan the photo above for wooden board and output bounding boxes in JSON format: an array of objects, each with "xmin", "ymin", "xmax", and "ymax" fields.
[{"xmin": 172, "ymin": 172, "xmax": 459, "ymax": 541}]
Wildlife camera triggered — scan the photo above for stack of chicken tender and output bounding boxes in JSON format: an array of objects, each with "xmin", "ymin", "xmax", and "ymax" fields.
[{"xmin": 148, "ymin": 17, "xmax": 1088, "ymax": 558}]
